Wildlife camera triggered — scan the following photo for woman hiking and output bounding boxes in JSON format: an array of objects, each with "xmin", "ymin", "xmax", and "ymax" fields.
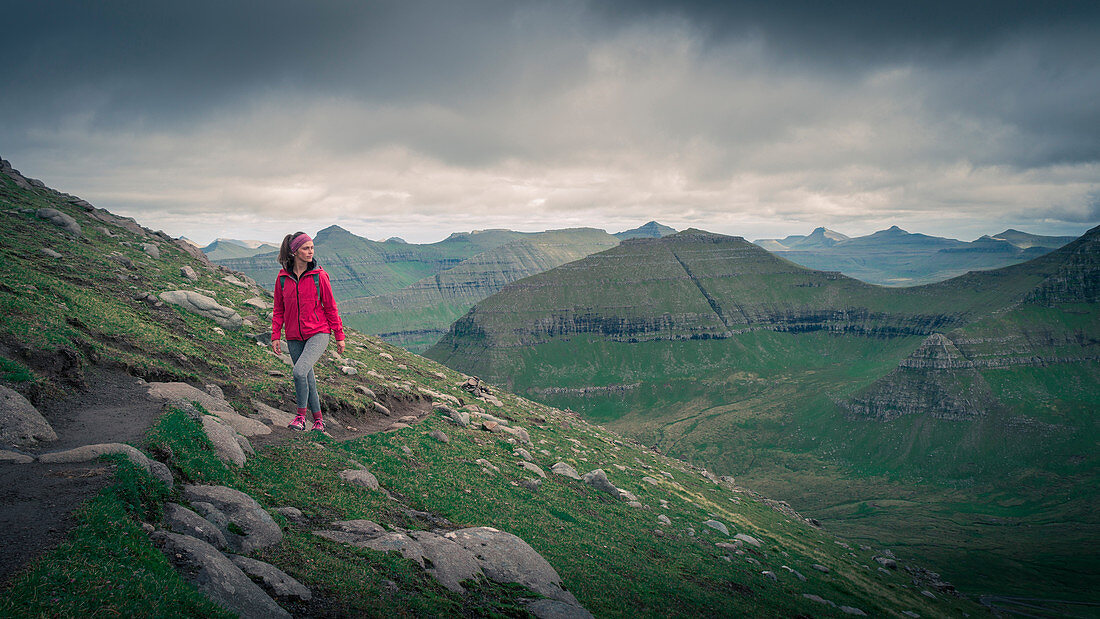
[{"xmin": 270, "ymin": 231, "xmax": 346, "ymax": 431}]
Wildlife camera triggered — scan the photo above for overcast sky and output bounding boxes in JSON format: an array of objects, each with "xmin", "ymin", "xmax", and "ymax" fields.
[{"xmin": 2, "ymin": 1, "xmax": 1098, "ymax": 244}]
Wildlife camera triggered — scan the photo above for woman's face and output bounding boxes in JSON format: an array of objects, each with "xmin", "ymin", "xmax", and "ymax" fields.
[{"xmin": 294, "ymin": 241, "xmax": 314, "ymax": 263}]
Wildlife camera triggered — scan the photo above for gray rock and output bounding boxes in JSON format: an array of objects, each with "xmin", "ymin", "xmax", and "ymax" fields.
[
  {"xmin": 406, "ymin": 529, "xmax": 483, "ymax": 594},
  {"xmin": 159, "ymin": 290, "xmax": 244, "ymax": 330},
  {"xmin": 200, "ymin": 416, "xmax": 247, "ymax": 466},
  {"xmin": 191, "ymin": 502, "xmax": 229, "ymax": 530},
  {"xmin": 447, "ymin": 527, "xmax": 583, "ymax": 607},
  {"xmin": 762, "ymin": 570, "xmax": 777, "ymax": 581},
  {"xmin": 703, "ymin": 519, "xmax": 730, "ymax": 536},
  {"xmin": 165, "ymin": 503, "xmax": 228, "ymax": 549},
  {"xmin": 520, "ymin": 478, "xmax": 541, "ymax": 491},
  {"xmin": 581, "ymin": 469, "xmax": 619, "ymax": 496},
  {"xmin": 182, "ymin": 485, "xmax": 283, "ymax": 553},
  {"xmin": 803, "ymin": 594, "xmax": 836, "ymax": 606},
  {"xmin": 618, "ymin": 489, "xmax": 638, "ymax": 502},
  {"xmin": 733, "ymin": 533, "xmax": 762, "ymax": 547},
  {"xmin": 429, "ymin": 429, "xmax": 449, "ymax": 443},
  {"xmin": 40, "ymin": 248, "xmax": 62, "ymax": 258},
  {"xmin": 340, "ymin": 469, "xmax": 380, "ymax": 490},
  {"xmin": 141, "ymin": 243, "xmax": 161, "ymax": 259},
  {"xmin": 0, "ymin": 448, "xmax": 34, "ymax": 463},
  {"xmin": 519, "ymin": 461, "xmax": 546, "ymax": 478},
  {"xmin": 551, "ymin": 462, "xmax": 582, "ymax": 480},
  {"xmin": 372, "ymin": 401, "xmax": 393, "ymax": 417},
  {"xmin": 340, "ymin": 366, "xmax": 357, "ymax": 376},
  {"xmin": 527, "ymin": 598, "xmax": 596, "ymax": 619},
  {"xmin": 840, "ymin": 606, "xmax": 868, "ymax": 616},
  {"xmin": 330, "ymin": 519, "xmax": 386, "ymax": 536},
  {"xmin": 812, "ymin": 563, "xmax": 830, "ymax": 573},
  {"xmin": 514, "ymin": 448, "xmax": 533, "ymax": 461},
  {"xmin": 180, "ymin": 265, "xmax": 199, "ymax": 281},
  {"xmin": 36, "ymin": 208, "xmax": 82, "ymax": 236},
  {"xmin": 500, "ymin": 425, "xmax": 531, "ymax": 444},
  {"xmin": 229, "ymin": 555, "xmax": 312, "ymax": 601},
  {"xmin": 401, "ymin": 445, "xmax": 413, "ymax": 456},
  {"xmin": 250, "ymin": 400, "xmax": 296, "ymax": 427},
  {"xmin": 658, "ymin": 515, "xmax": 671, "ymax": 525},
  {"xmin": 274, "ymin": 507, "xmax": 305, "ymax": 523},
  {"xmin": 38, "ymin": 442, "xmax": 172, "ymax": 485},
  {"xmin": 242, "ymin": 297, "xmax": 272, "ymax": 310},
  {"xmin": 153, "ymin": 532, "xmax": 289, "ymax": 618},
  {"xmin": 355, "ymin": 386, "xmax": 376, "ymax": 398},
  {"xmin": 874, "ymin": 556, "xmax": 897, "ymax": 569},
  {"xmin": 0, "ymin": 386, "xmax": 57, "ymax": 446},
  {"xmin": 641, "ymin": 476, "xmax": 660, "ymax": 485}
]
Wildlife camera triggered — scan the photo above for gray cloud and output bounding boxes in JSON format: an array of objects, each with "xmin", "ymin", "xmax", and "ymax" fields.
[{"xmin": 1, "ymin": 1, "xmax": 1096, "ymax": 244}]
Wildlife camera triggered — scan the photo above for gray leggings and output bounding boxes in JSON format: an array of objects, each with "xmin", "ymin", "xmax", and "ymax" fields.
[{"xmin": 287, "ymin": 333, "xmax": 329, "ymax": 412}]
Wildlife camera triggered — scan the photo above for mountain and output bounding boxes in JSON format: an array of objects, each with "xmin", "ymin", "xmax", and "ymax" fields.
[
  {"xmin": 614, "ymin": 221, "xmax": 676, "ymax": 240},
  {"xmin": 755, "ymin": 225, "xmax": 1076, "ymax": 286},
  {"xmin": 426, "ymin": 227, "xmax": 1099, "ymax": 601},
  {"xmin": 986, "ymin": 228, "xmax": 1078, "ymax": 249},
  {"xmin": 0, "ymin": 156, "xmax": 982, "ymax": 617},
  {"xmin": 340, "ymin": 228, "xmax": 620, "ymax": 352},
  {"xmin": 201, "ymin": 238, "xmax": 280, "ymax": 260},
  {"xmin": 755, "ymin": 227, "xmax": 848, "ymax": 250},
  {"xmin": 212, "ymin": 225, "xmax": 529, "ymax": 298}
]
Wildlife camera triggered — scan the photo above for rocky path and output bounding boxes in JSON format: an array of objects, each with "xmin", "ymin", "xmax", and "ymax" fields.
[
  {"xmin": 0, "ymin": 367, "xmax": 163, "ymax": 584},
  {"xmin": 0, "ymin": 366, "xmax": 404, "ymax": 586}
]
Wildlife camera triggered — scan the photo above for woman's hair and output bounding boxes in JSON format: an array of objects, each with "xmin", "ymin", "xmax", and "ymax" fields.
[{"xmin": 278, "ymin": 231, "xmax": 309, "ymax": 271}]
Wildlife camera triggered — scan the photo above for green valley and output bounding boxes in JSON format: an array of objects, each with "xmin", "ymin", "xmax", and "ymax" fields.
[{"xmin": 427, "ymin": 228, "xmax": 1100, "ymax": 602}]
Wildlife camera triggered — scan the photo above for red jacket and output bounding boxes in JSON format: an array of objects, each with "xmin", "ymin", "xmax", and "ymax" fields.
[{"xmin": 271, "ymin": 264, "xmax": 345, "ymax": 342}]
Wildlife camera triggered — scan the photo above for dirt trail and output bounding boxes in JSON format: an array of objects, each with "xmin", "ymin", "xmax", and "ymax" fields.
[{"xmin": 0, "ymin": 365, "xmax": 423, "ymax": 586}]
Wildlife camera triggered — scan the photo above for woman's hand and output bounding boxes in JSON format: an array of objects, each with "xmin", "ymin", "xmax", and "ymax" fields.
[
  {"xmin": 336, "ymin": 339, "xmax": 346, "ymax": 354},
  {"xmin": 271, "ymin": 340, "xmax": 281, "ymax": 355}
]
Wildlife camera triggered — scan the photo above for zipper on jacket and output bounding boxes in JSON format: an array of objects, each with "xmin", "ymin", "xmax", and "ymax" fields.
[{"xmin": 294, "ymin": 274, "xmax": 304, "ymax": 339}]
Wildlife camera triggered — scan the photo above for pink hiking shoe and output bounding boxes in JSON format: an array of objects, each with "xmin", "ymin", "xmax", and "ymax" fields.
[
  {"xmin": 311, "ymin": 411, "xmax": 325, "ymax": 432},
  {"xmin": 288, "ymin": 411, "xmax": 307, "ymax": 431}
]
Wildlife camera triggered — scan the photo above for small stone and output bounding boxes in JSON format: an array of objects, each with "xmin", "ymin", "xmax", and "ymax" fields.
[
  {"xmin": 355, "ymin": 386, "xmax": 377, "ymax": 398},
  {"xmin": 40, "ymin": 248, "xmax": 62, "ymax": 258},
  {"xmin": 733, "ymin": 533, "xmax": 762, "ymax": 547},
  {"xmin": 401, "ymin": 446, "xmax": 413, "ymax": 456},
  {"xmin": 341, "ymin": 366, "xmax": 357, "ymax": 375},
  {"xmin": 812, "ymin": 564, "xmax": 830, "ymax": 573},
  {"xmin": 762, "ymin": 571, "xmax": 777, "ymax": 582},
  {"xmin": 429, "ymin": 429, "xmax": 449, "ymax": 443},
  {"xmin": 840, "ymin": 606, "xmax": 867, "ymax": 616}
]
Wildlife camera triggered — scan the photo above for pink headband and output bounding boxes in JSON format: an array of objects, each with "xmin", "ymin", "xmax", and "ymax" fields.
[{"xmin": 290, "ymin": 233, "xmax": 312, "ymax": 253}]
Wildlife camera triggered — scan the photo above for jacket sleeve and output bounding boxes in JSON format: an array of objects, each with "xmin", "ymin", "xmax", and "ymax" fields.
[
  {"xmin": 271, "ymin": 276, "xmax": 285, "ymax": 342},
  {"xmin": 319, "ymin": 271, "xmax": 345, "ymax": 341}
]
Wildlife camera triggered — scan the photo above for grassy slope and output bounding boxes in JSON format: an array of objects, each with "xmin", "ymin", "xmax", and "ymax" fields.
[
  {"xmin": 425, "ymin": 228, "xmax": 1099, "ymax": 601},
  {"xmin": 341, "ymin": 228, "xmax": 620, "ymax": 352},
  {"xmin": 0, "ymin": 172, "xmax": 984, "ymax": 615}
]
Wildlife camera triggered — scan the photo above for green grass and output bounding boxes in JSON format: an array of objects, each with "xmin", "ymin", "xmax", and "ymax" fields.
[{"xmin": 0, "ymin": 457, "xmax": 231, "ymax": 618}]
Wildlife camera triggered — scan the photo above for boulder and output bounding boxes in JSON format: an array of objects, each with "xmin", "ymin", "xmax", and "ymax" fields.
[
  {"xmin": 581, "ymin": 469, "xmax": 620, "ymax": 497},
  {"xmin": 200, "ymin": 417, "xmax": 247, "ymax": 466},
  {"xmin": 429, "ymin": 429, "xmax": 449, "ymax": 443},
  {"xmin": 447, "ymin": 527, "xmax": 584, "ymax": 608},
  {"xmin": 228, "ymin": 555, "xmax": 312, "ymax": 601},
  {"xmin": 703, "ymin": 519, "xmax": 730, "ymax": 536},
  {"xmin": 0, "ymin": 449, "xmax": 34, "ymax": 463},
  {"xmin": 180, "ymin": 265, "xmax": 199, "ymax": 281},
  {"xmin": 250, "ymin": 400, "xmax": 296, "ymax": 427},
  {"xmin": 36, "ymin": 208, "xmax": 82, "ymax": 236},
  {"xmin": 40, "ymin": 248, "xmax": 62, "ymax": 258},
  {"xmin": 153, "ymin": 532, "xmax": 289, "ymax": 618},
  {"xmin": 159, "ymin": 290, "xmax": 244, "ymax": 330},
  {"xmin": 406, "ymin": 530, "xmax": 483, "ymax": 594},
  {"xmin": 142, "ymin": 243, "xmax": 161, "ymax": 259},
  {"xmin": 38, "ymin": 442, "xmax": 172, "ymax": 486},
  {"xmin": 519, "ymin": 462, "xmax": 546, "ymax": 478},
  {"xmin": 734, "ymin": 533, "xmax": 762, "ymax": 547},
  {"xmin": 182, "ymin": 485, "xmax": 283, "ymax": 553},
  {"xmin": 340, "ymin": 469, "xmax": 380, "ymax": 490},
  {"xmin": 0, "ymin": 386, "xmax": 57, "ymax": 446},
  {"xmin": 165, "ymin": 503, "xmax": 228, "ymax": 549},
  {"xmin": 551, "ymin": 462, "xmax": 582, "ymax": 480}
]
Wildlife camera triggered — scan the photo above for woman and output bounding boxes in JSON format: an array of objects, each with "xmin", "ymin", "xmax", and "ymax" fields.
[{"xmin": 270, "ymin": 231, "xmax": 346, "ymax": 431}]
